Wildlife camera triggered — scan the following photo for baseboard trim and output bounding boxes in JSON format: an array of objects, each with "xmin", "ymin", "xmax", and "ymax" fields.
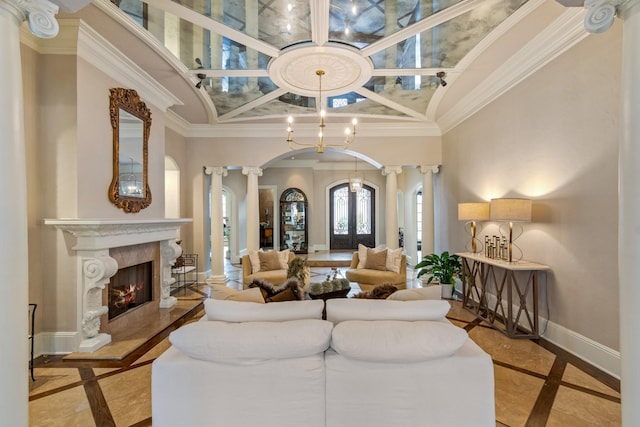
[
  {"xmin": 39, "ymin": 332, "xmax": 78, "ymax": 356},
  {"xmin": 469, "ymin": 293, "xmax": 620, "ymax": 379},
  {"xmin": 541, "ymin": 319, "xmax": 620, "ymax": 379}
]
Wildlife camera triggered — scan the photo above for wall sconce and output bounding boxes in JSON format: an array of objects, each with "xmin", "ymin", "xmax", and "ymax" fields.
[
  {"xmin": 458, "ymin": 202, "xmax": 490, "ymax": 253},
  {"xmin": 489, "ymin": 198, "xmax": 532, "ymax": 262}
]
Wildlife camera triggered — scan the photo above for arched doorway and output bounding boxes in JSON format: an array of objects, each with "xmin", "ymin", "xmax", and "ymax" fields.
[{"xmin": 329, "ymin": 183, "xmax": 375, "ymax": 249}]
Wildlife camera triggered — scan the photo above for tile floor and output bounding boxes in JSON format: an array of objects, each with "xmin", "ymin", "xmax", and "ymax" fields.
[{"xmin": 28, "ymin": 254, "xmax": 620, "ymax": 426}]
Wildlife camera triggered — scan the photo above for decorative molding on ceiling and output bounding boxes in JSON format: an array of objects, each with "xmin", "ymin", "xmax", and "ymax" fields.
[
  {"xmin": 20, "ymin": 16, "xmax": 182, "ymax": 112},
  {"xmin": 179, "ymin": 121, "xmax": 441, "ymax": 139},
  {"xmin": 76, "ymin": 21, "xmax": 182, "ymax": 111},
  {"xmin": 426, "ymin": 0, "xmax": 546, "ymax": 121},
  {"xmin": 438, "ymin": 8, "xmax": 589, "ymax": 134}
]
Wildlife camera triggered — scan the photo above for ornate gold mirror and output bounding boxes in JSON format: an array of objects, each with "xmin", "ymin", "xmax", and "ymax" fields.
[{"xmin": 108, "ymin": 88, "xmax": 152, "ymax": 213}]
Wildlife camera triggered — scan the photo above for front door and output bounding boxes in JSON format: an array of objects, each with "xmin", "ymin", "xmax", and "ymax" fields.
[{"xmin": 330, "ymin": 184, "xmax": 375, "ymax": 249}]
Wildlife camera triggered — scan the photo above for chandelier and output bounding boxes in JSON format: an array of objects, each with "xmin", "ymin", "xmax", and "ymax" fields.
[
  {"xmin": 349, "ymin": 155, "xmax": 364, "ymax": 192},
  {"xmin": 286, "ymin": 70, "xmax": 357, "ymax": 153}
]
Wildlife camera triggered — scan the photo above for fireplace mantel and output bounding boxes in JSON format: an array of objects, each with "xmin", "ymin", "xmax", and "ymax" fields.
[
  {"xmin": 44, "ymin": 218, "xmax": 192, "ymax": 250},
  {"xmin": 45, "ymin": 218, "xmax": 192, "ymax": 352}
]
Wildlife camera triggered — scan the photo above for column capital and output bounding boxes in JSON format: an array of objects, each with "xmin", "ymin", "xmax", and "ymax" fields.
[
  {"xmin": 242, "ymin": 166, "xmax": 263, "ymax": 177},
  {"xmin": 420, "ymin": 165, "xmax": 440, "ymax": 174},
  {"xmin": 584, "ymin": 0, "xmax": 640, "ymax": 33},
  {"xmin": 0, "ymin": 0, "xmax": 59, "ymax": 38},
  {"xmin": 381, "ymin": 166, "xmax": 403, "ymax": 176},
  {"xmin": 204, "ymin": 166, "xmax": 228, "ymax": 177}
]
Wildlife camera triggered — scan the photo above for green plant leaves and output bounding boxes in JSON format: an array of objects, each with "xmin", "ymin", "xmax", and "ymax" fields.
[{"xmin": 414, "ymin": 251, "xmax": 462, "ymax": 284}]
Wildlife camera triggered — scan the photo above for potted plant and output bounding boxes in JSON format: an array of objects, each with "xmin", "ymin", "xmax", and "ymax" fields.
[{"xmin": 415, "ymin": 251, "xmax": 462, "ymax": 299}]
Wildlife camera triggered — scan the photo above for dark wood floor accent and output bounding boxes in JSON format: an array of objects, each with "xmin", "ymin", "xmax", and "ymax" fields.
[
  {"xmin": 79, "ymin": 368, "xmax": 116, "ymax": 427},
  {"xmin": 525, "ymin": 356, "xmax": 566, "ymax": 426}
]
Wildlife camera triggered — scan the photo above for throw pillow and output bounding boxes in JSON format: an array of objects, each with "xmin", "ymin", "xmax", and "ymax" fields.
[
  {"xmin": 387, "ymin": 286, "xmax": 441, "ymax": 301},
  {"xmin": 258, "ymin": 250, "xmax": 281, "ymax": 272},
  {"xmin": 248, "ymin": 249, "xmax": 264, "ymax": 274},
  {"xmin": 386, "ymin": 248, "xmax": 403, "ymax": 273},
  {"xmin": 330, "ymin": 320, "xmax": 468, "ymax": 362},
  {"xmin": 356, "ymin": 244, "xmax": 385, "ymax": 269},
  {"xmin": 364, "ymin": 248, "xmax": 387, "ymax": 271},
  {"xmin": 204, "ymin": 299, "xmax": 325, "ymax": 321},
  {"xmin": 325, "ymin": 299, "xmax": 451, "ymax": 324},
  {"xmin": 169, "ymin": 319, "xmax": 334, "ymax": 364},
  {"xmin": 277, "ymin": 249, "xmax": 291, "ymax": 269},
  {"xmin": 208, "ymin": 284, "xmax": 265, "ymax": 303}
]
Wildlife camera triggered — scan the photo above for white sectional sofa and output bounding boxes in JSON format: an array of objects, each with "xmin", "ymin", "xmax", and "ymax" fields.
[{"xmin": 152, "ymin": 299, "xmax": 495, "ymax": 427}]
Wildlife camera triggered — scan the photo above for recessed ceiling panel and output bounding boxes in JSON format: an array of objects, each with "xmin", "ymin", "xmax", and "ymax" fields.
[
  {"xmin": 363, "ymin": 76, "xmax": 437, "ymax": 114},
  {"xmin": 329, "ymin": 0, "xmax": 464, "ymax": 48},
  {"xmin": 169, "ymin": 0, "xmax": 312, "ymax": 49},
  {"xmin": 117, "ymin": 0, "xmax": 533, "ymax": 125},
  {"xmin": 234, "ymin": 95, "xmax": 317, "ymax": 119},
  {"xmin": 327, "ymin": 93, "xmax": 409, "ymax": 117},
  {"xmin": 418, "ymin": 0, "xmax": 528, "ymax": 68},
  {"xmin": 205, "ymin": 76, "xmax": 278, "ymax": 115},
  {"xmin": 145, "ymin": 3, "xmax": 272, "ymax": 70}
]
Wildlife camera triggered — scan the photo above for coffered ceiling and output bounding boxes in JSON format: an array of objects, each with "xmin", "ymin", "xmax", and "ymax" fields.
[{"xmin": 113, "ymin": 0, "xmax": 533, "ymax": 127}]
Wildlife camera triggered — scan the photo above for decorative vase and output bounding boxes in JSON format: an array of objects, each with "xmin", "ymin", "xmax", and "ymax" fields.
[{"xmin": 441, "ymin": 283, "xmax": 454, "ymax": 299}]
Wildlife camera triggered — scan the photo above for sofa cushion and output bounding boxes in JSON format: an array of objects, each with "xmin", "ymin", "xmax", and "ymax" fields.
[
  {"xmin": 258, "ymin": 250, "xmax": 282, "ymax": 271},
  {"xmin": 364, "ymin": 248, "xmax": 387, "ymax": 270},
  {"xmin": 205, "ymin": 299, "xmax": 325, "ymax": 321},
  {"xmin": 209, "ymin": 285, "xmax": 265, "ymax": 303},
  {"xmin": 387, "ymin": 286, "xmax": 441, "ymax": 301},
  {"xmin": 325, "ymin": 299, "xmax": 450, "ymax": 324},
  {"xmin": 169, "ymin": 319, "xmax": 333, "ymax": 364},
  {"xmin": 330, "ymin": 320, "xmax": 468, "ymax": 363}
]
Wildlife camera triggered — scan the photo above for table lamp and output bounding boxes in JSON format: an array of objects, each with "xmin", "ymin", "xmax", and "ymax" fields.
[
  {"xmin": 458, "ymin": 202, "xmax": 490, "ymax": 253},
  {"xmin": 489, "ymin": 198, "xmax": 532, "ymax": 262}
]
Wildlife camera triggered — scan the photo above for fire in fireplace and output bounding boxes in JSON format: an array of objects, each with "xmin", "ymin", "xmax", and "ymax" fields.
[{"xmin": 109, "ymin": 261, "xmax": 153, "ymax": 320}]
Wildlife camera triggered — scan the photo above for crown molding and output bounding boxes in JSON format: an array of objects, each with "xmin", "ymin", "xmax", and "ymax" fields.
[
  {"xmin": 75, "ymin": 20, "xmax": 182, "ymax": 111},
  {"xmin": 165, "ymin": 109, "xmax": 192, "ymax": 137},
  {"xmin": 179, "ymin": 121, "xmax": 441, "ymax": 139},
  {"xmin": 438, "ymin": 8, "xmax": 589, "ymax": 134},
  {"xmin": 20, "ymin": 17, "xmax": 182, "ymax": 111}
]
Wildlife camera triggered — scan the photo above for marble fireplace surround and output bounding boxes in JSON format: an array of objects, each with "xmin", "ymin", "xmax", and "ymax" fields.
[{"xmin": 44, "ymin": 219, "xmax": 191, "ymax": 353}]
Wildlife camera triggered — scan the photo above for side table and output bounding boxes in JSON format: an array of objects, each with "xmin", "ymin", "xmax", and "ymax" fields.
[{"xmin": 457, "ymin": 252, "xmax": 549, "ymax": 339}]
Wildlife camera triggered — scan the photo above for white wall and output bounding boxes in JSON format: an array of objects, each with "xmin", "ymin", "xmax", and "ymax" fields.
[{"xmin": 440, "ymin": 24, "xmax": 621, "ymax": 372}]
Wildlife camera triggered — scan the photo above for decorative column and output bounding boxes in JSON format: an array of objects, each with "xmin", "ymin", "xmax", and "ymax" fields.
[
  {"xmin": 584, "ymin": 1, "xmax": 640, "ymax": 425},
  {"xmin": 420, "ymin": 165, "xmax": 439, "ymax": 256},
  {"xmin": 382, "ymin": 166, "xmax": 403, "ymax": 249},
  {"xmin": 243, "ymin": 167, "xmax": 263, "ymax": 251},
  {"xmin": 205, "ymin": 167, "xmax": 228, "ymax": 284},
  {"xmin": 0, "ymin": 1, "xmax": 58, "ymax": 425}
]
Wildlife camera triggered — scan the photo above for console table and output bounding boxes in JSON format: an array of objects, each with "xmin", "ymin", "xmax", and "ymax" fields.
[{"xmin": 457, "ymin": 252, "xmax": 549, "ymax": 339}]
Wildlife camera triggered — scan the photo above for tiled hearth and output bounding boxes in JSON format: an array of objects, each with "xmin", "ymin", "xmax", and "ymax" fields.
[{"xmin": 44, "ymin": 219, "xmax": 191, "ymax": 353}]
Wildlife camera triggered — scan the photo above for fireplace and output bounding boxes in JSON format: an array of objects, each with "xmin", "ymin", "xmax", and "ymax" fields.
[
  {"xmin": 45, "ymin": 218, "xmax": 191, "ymax": 353},
  {"xmin": 109, "ymin": 261, "xmax": 153, "ymax": 320}
]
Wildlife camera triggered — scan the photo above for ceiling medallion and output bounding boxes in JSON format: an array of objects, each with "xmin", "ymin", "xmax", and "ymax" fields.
[{"xmin": 268, "ymin": 43, "xmax": 373, "ymax": 97}]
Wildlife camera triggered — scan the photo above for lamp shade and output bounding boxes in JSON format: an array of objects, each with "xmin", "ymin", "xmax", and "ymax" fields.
[
  {"xmin": 458, "ymin": 202, "xmax": 490, "ymax": 221},
  {"xmin": 490, "ymin": 198, "xmax": 532, "ymax": 222}
]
